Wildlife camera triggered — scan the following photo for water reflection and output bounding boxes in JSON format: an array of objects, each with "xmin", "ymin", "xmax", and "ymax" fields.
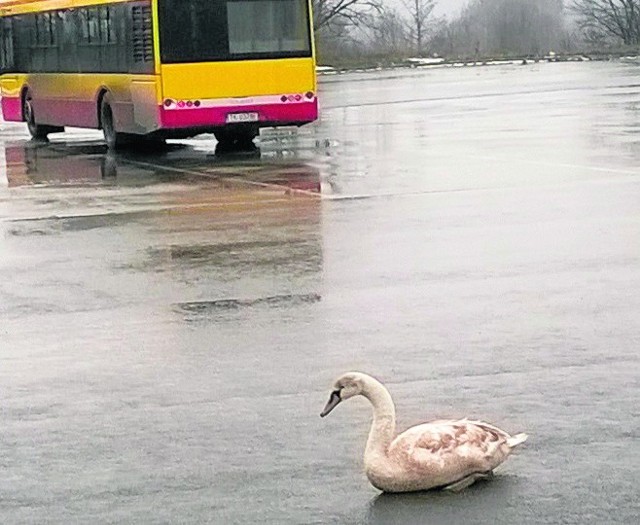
[
  {"xmin": 2, "ymin": 140, "xmax": 193, "ymax": 187},
  {"xmin": 367, "ymin": 492, "xmax": 452, "ymax": 524},
  {"xmin": 4, "ymin": 141, "xmax": 114, "ymax": 187},
  {"xmin": 177, "ymin": 292, "xmax": 321, "ymax": 314},
  {"xmin": 1, "ymin": 138, "xmax": 325, "ymax": 323},
  {"xmin": 2, "ymin": 140, "xmax": 323, "ymax": 194},
  {"xmin": 366, "ymin": 475, "xmax": 516, "ymax": 524}
]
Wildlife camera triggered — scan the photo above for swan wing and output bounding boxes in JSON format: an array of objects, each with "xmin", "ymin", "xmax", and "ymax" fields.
[{"xmin": 388, "ymin": 419, "xmax": 513, "ymax": 480}]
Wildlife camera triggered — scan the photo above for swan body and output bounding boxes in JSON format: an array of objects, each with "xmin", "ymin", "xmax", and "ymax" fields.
[{"xmin": 321, "ymin": 372, "xmax": 527, "ymax": 493}]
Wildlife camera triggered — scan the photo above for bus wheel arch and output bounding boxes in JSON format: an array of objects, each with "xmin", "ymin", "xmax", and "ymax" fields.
[
  {"xmin": 98, "ymin": 91, "xmax": 124, "ymax": 149},
  {"xmin": 21, "ymin": 87, "xmax": 60, "ymax": 140}
]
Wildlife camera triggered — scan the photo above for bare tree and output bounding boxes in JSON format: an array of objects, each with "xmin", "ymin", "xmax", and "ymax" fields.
[
  {"xmin": 369, "ymin": 8, "xmax": 411, "ymax": 55},
  {"xmin": 571, "ymin": 0, "xmax": 640, "ymax": 45},
  {"xmin": 401, "ymin": 0, "xmax": 438, "ymax": 55},
  {"xmin": 313, "ymin": 0, "xmax": 386, "ymax": 66},
  {"xmin": 313, "ymin": 0, "xmax": 382, "ymax": 32},
  {"xmin": 431, "ymin": 0, "xmax": 566, "ymax": 57}
]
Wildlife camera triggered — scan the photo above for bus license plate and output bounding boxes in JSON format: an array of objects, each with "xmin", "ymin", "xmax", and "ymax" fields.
[{"xmin": 226, "ymin": 112, "xmax": 259, "ymax": 123}]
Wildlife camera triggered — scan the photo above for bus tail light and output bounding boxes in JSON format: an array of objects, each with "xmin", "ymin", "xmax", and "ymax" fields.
[
  {"xmin": 165, "ymin": 99, "xmax": 201, "ymax": 109},
  {"xmin": 281, "ymin": 93, "xmax": 313, "ymax": 103}
]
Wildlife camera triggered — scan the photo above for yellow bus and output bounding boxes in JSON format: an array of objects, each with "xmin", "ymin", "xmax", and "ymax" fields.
[{"xmin": 0, "ymin": 0, "xmax": 317, "ymax": 148}]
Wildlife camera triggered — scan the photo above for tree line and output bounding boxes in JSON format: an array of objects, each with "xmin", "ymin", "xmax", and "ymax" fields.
[{"xmin": 313, "ymin": 0, "xmax": 640, "ymax": 65}]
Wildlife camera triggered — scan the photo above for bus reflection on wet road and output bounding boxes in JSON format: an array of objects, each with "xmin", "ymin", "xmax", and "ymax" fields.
[
  {"xmin": 3, "ymin": 138, "xmax": 323, "ymax": 192},
  {"xmin": 2, "ymin": 61, "xmax": 640, "ymax": 524}
]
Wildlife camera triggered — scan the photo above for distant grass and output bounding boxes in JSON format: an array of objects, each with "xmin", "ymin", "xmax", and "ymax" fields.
[{"xmin": 317, "ymin": 47, "xmax": 640, "ymax": 72}]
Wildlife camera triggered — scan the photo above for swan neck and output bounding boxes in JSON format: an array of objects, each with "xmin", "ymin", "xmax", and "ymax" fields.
[{"xmin": 363, "ymin": 378, "xmax": 396, "ymax": 457}]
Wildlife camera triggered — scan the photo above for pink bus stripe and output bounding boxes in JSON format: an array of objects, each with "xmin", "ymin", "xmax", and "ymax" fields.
[
  {"xmin": 163, "ymin": 94, "xmax": 314, "ymax": 110},
  {"xmin": 159, "ymin": 100, "xmax": 318, "ymax": 128},
  {"xmin": 2, "ymin": 97, "xmax": 23, "ymax": 122},
  {"xmin": 1, "ymin": 96, "xmax": 318, "ymax": 131}
]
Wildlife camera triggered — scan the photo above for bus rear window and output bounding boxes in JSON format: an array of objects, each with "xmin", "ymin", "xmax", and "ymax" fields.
[
  {"xmin": 158, "ymin": 0, "xmax": 311, "ymax": 63},
  {"xmin": 227, "ymin": 0, "xmax": 309, "ymax": 55}
]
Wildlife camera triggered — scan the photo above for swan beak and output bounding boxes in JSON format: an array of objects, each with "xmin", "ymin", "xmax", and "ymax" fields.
[{"xmin": 320, "ymin": 390, "xmax": 342, "ymax": 417}]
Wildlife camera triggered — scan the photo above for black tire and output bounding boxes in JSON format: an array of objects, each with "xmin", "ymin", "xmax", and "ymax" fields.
[
  {"xmin": 132, "ymin": 135, "xmax": 167, "ymax": 151},
  {"xmin": 214, "ymin": 126, "xmax": 258, "ymax": 151},
  {"xmin": 100, "ymin": 97, "xmax": 125, "ymax": 150},
  {"xmin": 23, "ymin": 92, "xmax": 62, "ymax": 140}
]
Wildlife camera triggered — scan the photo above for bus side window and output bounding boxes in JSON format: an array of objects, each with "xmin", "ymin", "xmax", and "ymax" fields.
[
  {"xmin": 88, "ymin": 8, "xmax": 100, "ymax": 44},
  {"xmin": 99, "ymin": 6, "xmax": 119, "ymax": 72},
  {"xmin": 0, "ymin": 18, "xmax": 15, "ymax": 73},
  {"xmin": 9, "ymin": 15, "xmax": 25, "ymax": 73},
  {"xmin": 114, "ymin": 4, "xmax": 129, "ymax": 73},
  {"xmin": 78, "ymin": 9, "xmax": 90, "ymax": 43},
  {"xmin": 58, "ymin": 10, "xmax": 78, "ymax": 73},
  {"xmin": 77, "ymin": 7, "xmax": 99, "ymax": 72},
  {"xmin": 99, "ymin": 7, "xmax": 116, "ymax": 44},
  {"xmin": 29, "ymin": 13, "xmax": 58, "ymax": 72}
]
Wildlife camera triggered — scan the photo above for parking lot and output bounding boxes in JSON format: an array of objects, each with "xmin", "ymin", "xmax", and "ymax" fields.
[{"xmin": 1, "ymin": 61, "xmax": 639, "ymax": 523}]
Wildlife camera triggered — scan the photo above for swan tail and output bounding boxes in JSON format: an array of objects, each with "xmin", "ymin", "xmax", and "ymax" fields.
[{"xmin": 507, "ymin": 433, "xmax": 528, "ymax": 448}]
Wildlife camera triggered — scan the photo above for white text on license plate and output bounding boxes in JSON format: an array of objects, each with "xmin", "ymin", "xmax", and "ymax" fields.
[{"xmin": 226, "ymin": 112, "xmax": 259, "ymax": 123}]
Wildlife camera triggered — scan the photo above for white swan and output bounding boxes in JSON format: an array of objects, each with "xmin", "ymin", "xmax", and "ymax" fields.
[{"xmin": 321, "ymin": 372, "xmax": 527, "ymax": 493}]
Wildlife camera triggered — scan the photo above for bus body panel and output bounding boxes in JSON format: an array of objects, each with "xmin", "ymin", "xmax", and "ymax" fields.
[
  {"xmin": 158, "ymin": 58, "xmax": 317, "ymax": 129},
  {"xmin": 130, "ymin": 77, "xmax": 161, "ymax": 132},
  {"xmin": 159, "ymin": 97, "xmax": 318, "ymax": 130},
  {"xmin": 1, "ymin": 73, "xmax": 161, "ymax": 133},
  {"xmin": 0, "ymin": 0, "xmax": 318, "ymax": 139},
  {"xmin": 0, "ymin": 75, "xmax": 22, "ymax": 120},
  {"xmin": 0, "ymin": 0, "xmax": 137, "ymax": 16},
  {"xmin": 159, "ymin": 58, "xmax": 315, "ymax": 100}
]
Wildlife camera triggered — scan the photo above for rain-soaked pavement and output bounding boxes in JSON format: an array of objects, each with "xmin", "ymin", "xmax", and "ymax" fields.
[{"xmin": 1, "ymin": 61, "xmax": 639, "ymax": 524}]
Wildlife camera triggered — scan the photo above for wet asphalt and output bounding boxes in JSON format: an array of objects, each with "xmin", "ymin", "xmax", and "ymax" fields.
[{"xmin": 1, "ymin": 61, "xmax": 639, "ymax": 524}]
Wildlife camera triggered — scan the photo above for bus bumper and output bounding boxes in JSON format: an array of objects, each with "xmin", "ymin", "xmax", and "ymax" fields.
[{"xmin": 158, "ymin": 96, "xmax": 318, "ymax": 129}]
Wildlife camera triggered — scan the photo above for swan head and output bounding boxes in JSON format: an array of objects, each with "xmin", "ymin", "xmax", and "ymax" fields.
[{"xmin": 320, "ymin": 372, "xmax": 369, "ymax": 417}]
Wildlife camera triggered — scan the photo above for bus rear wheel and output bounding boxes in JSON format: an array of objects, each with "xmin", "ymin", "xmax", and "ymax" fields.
[
  {"xmin": 100, "ymin": 98, "xmax": 163, "ymax": 150},
  {"xmin": 214, "ymin": 127, "xmax": 258, "ymax": 152},
  {"xmin": 100, "ymin": 98, "xmax": 126, "ymax": 150},
  {"xmin": 23, "ymin": 93, "xmax": 62, "ymax": 140}
]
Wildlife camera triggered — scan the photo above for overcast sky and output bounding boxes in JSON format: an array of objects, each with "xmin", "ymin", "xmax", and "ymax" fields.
[{"xmin": 433, "ymin": 0, "xmax": 469, "ymax": 18}]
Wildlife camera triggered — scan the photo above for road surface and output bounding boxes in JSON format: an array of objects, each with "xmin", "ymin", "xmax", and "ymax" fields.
[{"xmin": 1, "ymin": 61, "xmax": 639, "ymax": 523}]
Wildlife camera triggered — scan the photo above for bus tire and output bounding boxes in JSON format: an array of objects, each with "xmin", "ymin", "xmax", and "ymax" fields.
[
  {"xmin": 214, "ymin": 127, "xmax": 258, "ymax": 151},
  {"xmin": 23, "ymin": 92, "xmax": 61, "ymax": 140},
  {"xmin": 128, "ymin": 134, "xmax": 167, "ymax": 150},
  {"xmin": 100, "ymin": 97, "xmax": 127, "ymax": 150}
]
